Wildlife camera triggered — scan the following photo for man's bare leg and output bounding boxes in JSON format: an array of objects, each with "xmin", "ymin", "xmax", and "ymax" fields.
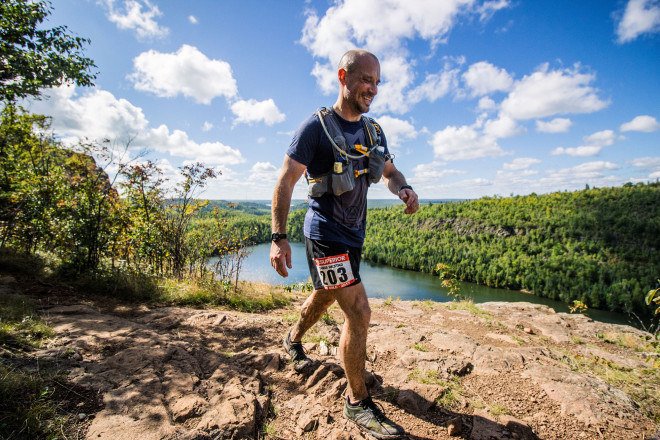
[
  {"xmin": 333, "ymin": 282, "xmax": 371, "ymax": 403},
  {"xmin": 290, "ymin": 289, "xmax": 336, "ymax": 342}
]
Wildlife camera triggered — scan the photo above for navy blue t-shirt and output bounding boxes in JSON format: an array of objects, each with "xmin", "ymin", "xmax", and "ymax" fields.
[{"xmin": 286, "ymin": 109, "xmax": 389, "ymax": 248}]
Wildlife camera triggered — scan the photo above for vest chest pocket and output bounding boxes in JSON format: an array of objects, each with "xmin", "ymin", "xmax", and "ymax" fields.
[
  {"xmin": 307, "ymin": 173, "xmax": 329, "ymax": 198},
  {"xmin": 331, "ymin": 159, "xmax": 355, "ymax": 196}
]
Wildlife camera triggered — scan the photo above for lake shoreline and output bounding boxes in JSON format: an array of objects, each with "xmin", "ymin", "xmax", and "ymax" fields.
[{"xmin": 221, "ymin": 243, "xmax": 642, "ymax": 328}]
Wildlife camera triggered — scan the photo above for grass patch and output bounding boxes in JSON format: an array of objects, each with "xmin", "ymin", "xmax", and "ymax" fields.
[
  {"xmin": 598, "ymin": 331, "xmax": 648, "ymax": 351},
  {"xmin": 413, "ymin": 300, "xmax": 436, "ymax": 311},
  {"xmin": 0, "ymin": 294, "xmax": 54, "ymax": 349},
  {"xmin": 444, "ymin": 299, "xmax": 489, "ymax": 316},
  {"xmin": 282, "ymin": 311, "xmax": 300, "ymax": 323},
  {"xmin": 407, "ymin": 369, "xmax": 445, "ymax": 385},
  {"xmin": 407, "ymin": 369, "xmax": 463, "ymax": 408},
  {"xmin": 413, "ymin": 342, "xmax": 428, "ymax": 352},
  {"xmin": 320, "ymin": 311, "xmax": 338, "ymax": 325},
  {"xmin": 301, "ymin": 333, "xmax": 329, "ymax": 344},
  {"xmin": 158, "ymin": 278, "xmax": 291, "ymax": 313},
  {"xmin": 0, "ymin": 292, "xmax": 97, "ymax": 439},
  {"xmin": 0, "ymin": 363, "xmax": 65, "ymax": 439},
  {"xmin": 558, "ymin": 350, "xmax": 660, "ymax": 423},
  {"xmin": 490, "ymin": 403, "xmax": 510, "ymax": 416}
]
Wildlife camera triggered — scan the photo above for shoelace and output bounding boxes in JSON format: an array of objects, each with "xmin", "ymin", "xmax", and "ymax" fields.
[
  {"xmin": 358, "ymin": 397, "xmax": 388, "ymax": 423},
  {"xmin": 289, "ymin": 341, "xmax": 306, "ymax": 361}
]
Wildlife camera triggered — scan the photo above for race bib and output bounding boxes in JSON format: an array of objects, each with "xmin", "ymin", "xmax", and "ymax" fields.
[{"xmin": 314, "ymin": 253, "xmax": 355, "ymax": 290}]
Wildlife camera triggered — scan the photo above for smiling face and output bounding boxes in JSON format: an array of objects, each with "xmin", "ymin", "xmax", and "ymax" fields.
[{"xmin": 338, "ymin": 53, "xmax": 380, "ymax": 120}]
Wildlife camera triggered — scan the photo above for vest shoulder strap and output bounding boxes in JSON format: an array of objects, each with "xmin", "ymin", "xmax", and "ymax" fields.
[{"xmin": 316, "ymin": 107, "xmax": 382, "ymax": 156}]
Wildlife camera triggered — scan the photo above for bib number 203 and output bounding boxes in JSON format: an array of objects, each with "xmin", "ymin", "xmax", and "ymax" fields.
[{"xmin": 314, "ymin": 253, "xmax": 355, "ymax": 290}]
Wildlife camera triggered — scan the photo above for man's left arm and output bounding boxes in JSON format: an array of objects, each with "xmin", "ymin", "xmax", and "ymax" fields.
[{"xmin": 382, "ymin": 159, "xmax": 419, "ymax": 215}]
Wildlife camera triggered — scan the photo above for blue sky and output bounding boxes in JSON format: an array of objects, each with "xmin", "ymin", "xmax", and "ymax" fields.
[{"xmin": 27, "ymin": 0, "xmax": 660, "ymax": 200}]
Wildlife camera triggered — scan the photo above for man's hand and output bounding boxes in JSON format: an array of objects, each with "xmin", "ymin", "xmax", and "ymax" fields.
[
  {"xmin": 399, "ymin": 188, "xmax": 419, "ymax": 214},
  {"xmin": 270, "ymin": 239, "xmax": 292, "ymax": 277}
]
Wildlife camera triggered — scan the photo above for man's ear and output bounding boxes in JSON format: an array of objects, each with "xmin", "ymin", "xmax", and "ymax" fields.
[{"xmin": 338, "ymin": 69, "xmax": 347, "ymax": 84}]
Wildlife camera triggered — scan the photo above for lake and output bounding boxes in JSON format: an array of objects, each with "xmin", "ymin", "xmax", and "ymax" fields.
[{"xmin": 234, "ymin": 242, "xmax": 635, "ymax": 327}]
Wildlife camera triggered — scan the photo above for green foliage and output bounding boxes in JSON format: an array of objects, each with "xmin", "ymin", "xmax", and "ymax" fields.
[
  {"xmin": 359, "ymin": 184, "xmax": 660, "ymax": 316},
  {"xmin": 569, "ymin": 300, "xmax": 589, "ymax": 314},
  {"xmin": 646, "ymin": 281, "xmax": 660, "ymax": 316},
  {"xmin": 434, "ymin": 263, "xmax": 462, "ymax": 300},
  {"xmin": 0, "ymin": 0, "xmax": 97, "ymax": 102},
  {"xmin": 0, "ymin": 105, "xmax": 256, "ymax": 292},
  {"xmin": 282, "ymin": 280, "xmax": 314, "ymax": 293}
]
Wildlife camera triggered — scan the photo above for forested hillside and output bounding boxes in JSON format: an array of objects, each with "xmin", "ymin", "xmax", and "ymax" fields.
[{"xmin": 364, "ymin": 184, "xmax": 659, "ymax": 315}]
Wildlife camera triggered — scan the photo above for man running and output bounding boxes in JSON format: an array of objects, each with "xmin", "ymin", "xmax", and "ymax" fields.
[{"xmin": 270, "ymin": 49, "xmax": 419, "ymax": 439}]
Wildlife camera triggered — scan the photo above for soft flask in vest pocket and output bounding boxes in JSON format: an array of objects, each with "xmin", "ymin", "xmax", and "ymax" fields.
[{"xmin": 331, "ymin": 159, "xmax": 354, "ymax": 196}]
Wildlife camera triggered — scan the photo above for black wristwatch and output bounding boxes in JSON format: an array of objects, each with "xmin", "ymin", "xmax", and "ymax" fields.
[
  {"xmin": 398, "ymin": 184, "xmax": 413, "ymax": 193},
  {"xmin": 271, "ymin": 232, "xmax": 287, "ymax": 242}
]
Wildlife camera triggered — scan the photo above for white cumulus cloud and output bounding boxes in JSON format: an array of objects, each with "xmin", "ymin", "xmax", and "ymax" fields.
[
  {"xmin": 478, "ymin": 97, "xmax": 497, "ymax": 111},
  {"xmin": 620, "ymin": 115, "xmax": 660, "ymax": 132},
  {"xmin": 409, "ymin": 162, "xmax": 467, "ymax": 187},
  {"xmin": 100, "ymin": 0, "xmax": 169, "ymax": 39},
  {"xmin": 551, "ymin": 146, "xmax": 603, "ymax": 157},
  {"xmin": 30, "ymin": 85, "xmax": 148, "ymax": 143},
  {"xmin": 430, "ymin": 124, "xmax": 507, "ymax": 161},
  {"xmin": 584, "ymin": 130, "xmax": 622, "ymax": 147},
  {"xmin": 502, "ymin": 158, "xmax": 541, "ymax": 171},
  {"xmin": 300, "ymin": 0, "xmax": 510, "ymax": 113},
  {"xmin": 462, "ymin": 61, "xmax": 513, "ymax": 96},
  {"xmin": 129, "ymin": 45, "xmax": 238, "ymax": 104},
  {"xmin": 500, "ymin": 63, "xmax": 609, "ymax": 120},
  {"xmin": 483, "ymin": 114, "xmax": 523, "ymax": 138},
  {"xmin": 139, "ymin": 125, "xmax": 244, "ymax": 166},
  {"xmin": 551, "ymin": 129, "xmax": 623, "ymax": 157},
  {"xmin": 375, "ymin": 116, "xmax": 418, "ymax": 151},
  {"xmin": 248, "ymin": 162, "xmax": 279, "ymax": 182},
  {"xmin": 543, "ymin": 161, "xmax": 620, "ymax": 182},
  {"xmin": 230, "ymin": 99, "xmax": 286, "ymax": 126},
  {"xmin": 406, "ymin": 64, "xmax": 460, "ymax": 108},
  {"xmin": 536, "ymin": 118, "xmax": 573, "ymax": 133},
  {"xmin": 28, "ymin": 85, "xmax": 244, "ymax": 167},
  {"xmin": 615, "ymin": 0, "xmax": 660, "ymax": 43}
]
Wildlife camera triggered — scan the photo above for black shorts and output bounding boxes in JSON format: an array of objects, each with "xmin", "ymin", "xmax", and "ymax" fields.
[{"xmin": 305, "ymin": 238, "xmax": 362, "ymax": 290}]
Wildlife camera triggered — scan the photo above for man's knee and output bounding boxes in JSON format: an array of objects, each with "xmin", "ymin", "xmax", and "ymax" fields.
[{"xmin": 345, "ymin": 295, "xmax": 371, "ymax": 325}]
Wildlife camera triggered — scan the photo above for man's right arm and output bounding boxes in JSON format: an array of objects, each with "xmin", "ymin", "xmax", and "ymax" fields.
[{"xmin": 270, "ymin": 155, "xmax": 306, "ymax": 277}]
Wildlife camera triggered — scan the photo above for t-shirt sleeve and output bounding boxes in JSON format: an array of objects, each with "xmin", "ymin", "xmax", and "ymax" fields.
[
  {"xmin": 286, "ymin": 114, "xmax": 320, "ymax": 167},
  {"xmin": 381, "ymin": 130, "xmax": 391, "ymax": 160}
]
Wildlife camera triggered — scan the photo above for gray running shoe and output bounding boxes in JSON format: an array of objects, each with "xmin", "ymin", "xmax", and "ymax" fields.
[
  {"xmin": 343, "ymin": 396, "xmax": 406, "ymax": 439},
  {"xmin": 283, "ymin": 330, "xmax": 312, "ymax": 372}
]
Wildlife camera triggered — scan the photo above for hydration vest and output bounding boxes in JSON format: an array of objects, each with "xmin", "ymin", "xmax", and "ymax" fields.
[{"xmin": 306, "ymin": 107, "xmax": 389, "ymax": 198}]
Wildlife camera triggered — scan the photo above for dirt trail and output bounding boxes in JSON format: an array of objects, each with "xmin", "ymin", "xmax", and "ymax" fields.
[{"xmin": 6, "ymin": 279, "xmax": 660, "ymax": 440}]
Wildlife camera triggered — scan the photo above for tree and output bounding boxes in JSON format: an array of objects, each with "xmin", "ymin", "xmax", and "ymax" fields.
[
  {"xmin": 166, "ymin": 163, "xmax": 218, "ymax": 278},
  {"xmin": 0, "ymin": 0, "xmax": 96, "ymax": 102}
]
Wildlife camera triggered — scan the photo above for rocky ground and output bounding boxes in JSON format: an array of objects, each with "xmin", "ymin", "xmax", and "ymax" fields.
[{"xmin": 3, "ymin": 276, "xmax": 660, "ymax": 440}]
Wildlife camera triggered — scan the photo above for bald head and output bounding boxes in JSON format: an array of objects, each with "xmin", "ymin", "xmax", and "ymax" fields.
[{"xmin": 338, "ymin": 50, "xmax": 379, "ymax": 74}]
